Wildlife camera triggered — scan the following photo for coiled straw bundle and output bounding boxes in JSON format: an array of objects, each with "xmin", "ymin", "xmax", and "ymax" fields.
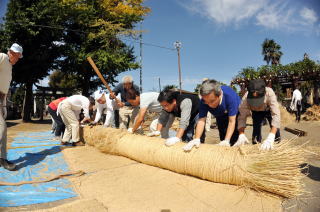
[{"xmin": 82, "ymin": 126, "xmax": 307, "ymax": 198}]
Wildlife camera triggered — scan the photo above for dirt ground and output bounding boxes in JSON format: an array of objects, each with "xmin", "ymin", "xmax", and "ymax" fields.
[{"xmin": 1, "ymin": 118, "xmax": 320, "ymax": 212}]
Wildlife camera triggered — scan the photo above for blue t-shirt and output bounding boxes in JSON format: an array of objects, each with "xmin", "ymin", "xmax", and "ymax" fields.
[{"xmin": 199, "ymin": 85, "xmax": 241, "ymax": 118}]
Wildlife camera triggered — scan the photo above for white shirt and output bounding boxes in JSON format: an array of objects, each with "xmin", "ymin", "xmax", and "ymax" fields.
[
  {"xmin": 291, "ymin": 89, "xmax": 302, "ymax": 111},
  {"xmin": 93, "ymin": 93, "xmax": 118, "ymax": 126},
  {"xmin": 66, "ymin": 95, "xmax": 90, "ymax": 118},
  {"xmin": 140, "ymin": 92, "xmax": 162, "ymax": 113},
  {"xmin": 292, "ymin": 89, "xmax": 302, "ymax": 101},
  {"xmin": 0, "ymin": 53, "xmax": 12, "ymax": 94}
]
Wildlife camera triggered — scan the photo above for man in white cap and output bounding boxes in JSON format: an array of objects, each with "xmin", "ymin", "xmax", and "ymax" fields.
[
  {"xmin": 0, "ymin": 43, "xmax": 23, "ymax": 171},
  {"xmin": 91, "ymin": 90, "xmax": 119, "ymax": 127}
]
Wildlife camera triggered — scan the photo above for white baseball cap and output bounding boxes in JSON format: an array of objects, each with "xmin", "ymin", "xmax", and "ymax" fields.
[
  {"xmin": 94, "ymin": 90, "xmax": 105, "ymax": 100},
  {"xmin": 9, "ymin": 43, "xmax": 23, "ymax": 58}
]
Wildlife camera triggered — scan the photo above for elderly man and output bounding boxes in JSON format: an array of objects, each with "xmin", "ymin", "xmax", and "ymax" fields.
[
  {"xmin": 92, "ymin": 90, "xmax": 118, "ymax": 127},
  {"xmin": 0, "ymin": 43, "xmax": 23, "ymax": 171},
  {"xmin": 234, "ymin": 79, "xmax": 281, "ymax": 150},
  {"xmin": 110, "ymin": 75, "xmax": 140, "ymax": 129},
  {"xmin": 151, "ymin": 90, "xmax": 205, "ymax": 146},
  {"xmin": 58, "ymin": 95, "xmax": 95, "ymax": 146},
  {"xmin": 184, "ymin": 80, "xmax": 241, "ymax": 151}
]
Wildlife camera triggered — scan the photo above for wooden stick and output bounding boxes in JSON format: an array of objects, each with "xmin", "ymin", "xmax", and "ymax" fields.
[
  {"xmin": 284, "ymin": 127, "xmax": 307, "ymax": 137},
  {"xmin": 87, "ymin": 57, "xmax": 120, "ymax": 103}
]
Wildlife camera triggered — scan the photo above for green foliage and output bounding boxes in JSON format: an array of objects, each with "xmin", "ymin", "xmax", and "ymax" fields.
[
  {"xmin": 58, "ymin": 0, "xmax": 150, "ymax": 95},
  {"xmin": 48, "ymin": 70, "xmax": 80, "ymax": 90},
  {"xmin": 11, "ymin": 86, "xmax": 25, "ymax": 109},
  {"xmin": 262, "ymin": 39, "xmax": 283, "ymax": 65}
]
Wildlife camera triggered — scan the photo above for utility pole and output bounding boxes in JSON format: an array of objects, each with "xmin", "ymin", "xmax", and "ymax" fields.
[
  {"xmin": 158, "ymin": 77, "xmax": 161, "ymax": 92},
  {"xmin": 139, "ymin": 21, "xmax": 143, "ymax": 93},
  {"xmin": 174, "ymin": 41, "xmax": 182, "ymax": 94}
]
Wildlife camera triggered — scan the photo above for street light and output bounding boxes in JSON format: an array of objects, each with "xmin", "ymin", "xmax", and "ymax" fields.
[{"xmin": 174, "ymin": 41, "xmax": 182, "ymax": 94}]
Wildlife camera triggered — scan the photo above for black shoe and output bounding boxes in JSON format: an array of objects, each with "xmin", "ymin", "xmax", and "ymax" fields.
[
  {"xmin": 72, "ymin": 141, "xmax": 85, "ymax": 146},
  {"xmin": 0, "ymin": 158, "xmax": 16, "ymax": 171}
]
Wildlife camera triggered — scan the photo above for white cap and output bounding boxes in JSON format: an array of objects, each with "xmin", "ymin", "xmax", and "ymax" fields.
[
  {"xmin": 94, "ymin": 90, "xmax": 105, "ymax": 100},
  {"xmin": 9, "ymin": 43, "xmax": 23, "ymax": 58}
]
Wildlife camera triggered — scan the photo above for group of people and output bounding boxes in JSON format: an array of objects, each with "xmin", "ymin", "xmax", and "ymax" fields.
[
  {"xmin": 49, "ymin": 75, "xmax": 283, "ymax": 153},
  {"xmin": 0, "ymin": 43, "xmax": 285, "ymax": 172}
]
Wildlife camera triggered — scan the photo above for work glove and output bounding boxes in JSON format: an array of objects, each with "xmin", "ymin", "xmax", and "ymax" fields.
[
  {"xmin": 127, "ymin": 128, "xmax": 133, "ymax": 133},
  {"xmin": 2, "ymin": 107, "xmax": 7, "ymax": 119},
  {"xmin": 88, "ymin": 122, "xmax": 97, "ymax": 128},
  {"xmin": 165, "ymin": 137, "xmax": 180, "ymax": 146},
  {"xmin": 218, "ymin": 139, "xmax": 230, "ymax": 147},
  {"xmin": 146, "ymin": 130, "xmax": 161, "ymax": 137},
  {"xmin": 260, "ymin": 133, "xmax": 275, "ymax": 151},
  {"xmin": 233, "ymin": 134, "xmax": 249, "ymax": 147},
  {"xmin": 182, "ymin": 138, "xmax": 200, "ymax": 152}
]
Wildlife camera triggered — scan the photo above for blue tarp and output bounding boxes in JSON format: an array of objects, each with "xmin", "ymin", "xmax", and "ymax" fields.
[{"xmin": 0, "ymin": 131, "xmax": 77, "ymax": 207}]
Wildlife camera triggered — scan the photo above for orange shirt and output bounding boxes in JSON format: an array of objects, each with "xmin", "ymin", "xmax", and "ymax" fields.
[{"xmin": 48, "ymin": 97, "xmax": 67, "ymax": 111}]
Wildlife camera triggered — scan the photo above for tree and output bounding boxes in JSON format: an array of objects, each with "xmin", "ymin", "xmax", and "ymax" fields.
[
  {"xmin": 49, "ymin": 70, "xmax": 80, "ymax": 90},
  {"xmin": 262, "ymin": 39, "xmax": 283, "ymax": 65},
  {"xmin": 58, "ymin": 0, "xmax": 150, "ymax": 95},
  {"xmin": 0, "ymin": 0, "xmax": 65, "ymax": 121}
]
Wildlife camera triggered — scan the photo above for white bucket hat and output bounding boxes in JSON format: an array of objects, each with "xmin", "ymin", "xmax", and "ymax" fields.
[{"xmin": 9, "ymin": 43, "xmax": 23, "ymax": 58}]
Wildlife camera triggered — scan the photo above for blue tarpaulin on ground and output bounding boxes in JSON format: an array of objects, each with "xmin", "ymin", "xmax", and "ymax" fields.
[{"xmin": 0, "ymin": 131, "xmax": 77, "ymax": 207}]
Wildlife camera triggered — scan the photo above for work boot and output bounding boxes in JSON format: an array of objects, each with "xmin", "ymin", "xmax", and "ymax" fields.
[
  {"xmin": 60, "ymin": 141, "xmax": 68, "ymax": 145},
  {"xmin": 72, "ymin": 141, "xmax": 85, "ymax": 146},
  {"xmin": 0, "ymin": 158, "xmax": 17, "ymax": 171}
]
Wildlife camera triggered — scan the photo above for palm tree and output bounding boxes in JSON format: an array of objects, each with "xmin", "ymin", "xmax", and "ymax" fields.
[{"xmin": 262, "ymin": 39, "xmax": 283, "ymax": 65}]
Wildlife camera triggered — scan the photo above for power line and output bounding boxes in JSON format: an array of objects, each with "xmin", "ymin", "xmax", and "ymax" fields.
[{"xmin": 11, "ymin": 22, "xmax": 176, "ymax": 51}]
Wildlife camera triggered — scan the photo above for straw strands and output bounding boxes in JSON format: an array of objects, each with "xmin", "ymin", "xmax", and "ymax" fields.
[{"xmin": 83, "ymin": 126, "xmax": 308, "ymax": 198}]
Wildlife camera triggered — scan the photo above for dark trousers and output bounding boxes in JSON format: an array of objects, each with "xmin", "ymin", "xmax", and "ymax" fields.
[
  {"xmin": 295, "ymin": 101, "xmax": 302, "ymax": 122},
  {"xmin": 252, "ymin": 110, "xmax": 280, "ymax": 144},
  {"xmin": 114, "ymin": 110, "xmax": 120, "ymax": 128},
  {"xmin": 216, "ymin": 113, "xmax": 239, "ymax": 146},
  {"xmin": 182, "ymin": 114, "xmax": 206, "ymax": 143},
  {"xmin": 48, "ymin": 107, "xmax": 65, "ymax": 137}
]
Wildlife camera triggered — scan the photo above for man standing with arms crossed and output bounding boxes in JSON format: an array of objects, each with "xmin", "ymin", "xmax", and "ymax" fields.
[{"xmin": 0, "ymin": 43, "xmax": 23, "ymax": 171}]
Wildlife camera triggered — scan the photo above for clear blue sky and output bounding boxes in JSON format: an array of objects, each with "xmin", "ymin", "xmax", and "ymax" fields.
[{"xmin": 1, "ymin": 0, "xmax": 320, "ymax": 92}]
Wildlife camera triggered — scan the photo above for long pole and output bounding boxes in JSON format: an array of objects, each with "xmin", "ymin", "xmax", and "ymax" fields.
[
  {"xmin": 139, "ymin": 22, "xmax": 143, "ymax": 93},
  {"xmin": 86, "ymin": 57, "xmax": 121, "ymax": 104},
  {"xmin": 174, "ymin": 41, "xmax": 182, "ymax": 94},
  {"xmin": 177, "ymin": 48, "xmax": 182, "ymax": 94},
  {"xmin": 158, "ymin": 77, "xmax": 161, "ymax": 92}
]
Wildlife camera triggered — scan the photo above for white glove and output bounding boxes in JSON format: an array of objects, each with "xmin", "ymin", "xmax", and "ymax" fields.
[
  {"xmin": 233, "ymin": 134, "xmax": 249, "ymax": 147},
  {"xmin": 127, "ymin": 128, "xmax": 133, "ymax": 133},
  {"xmin": 183, "ymin": 138, "xmax": 200, "ymax": 152},
  {"xmin": 165, "ymin": 137, "xmax": 180, "ymax": 146},
  {"xmin": 218, "ymin": 139, "xmax": 230, "ymax": 147},
  {"xmin": 149, "ymin": 119, "xmax": 159, "ymax": 132},
  {"xmin": 2, "ymin": 107, "xmax": 7, "ymax": 119},
  {"xmin": 146, "ymin": 130, "xmax": 161, "ymax": 137},
  {"xmin": 260, "ymin": 133, "xmax": 275, "ymax": 150}
]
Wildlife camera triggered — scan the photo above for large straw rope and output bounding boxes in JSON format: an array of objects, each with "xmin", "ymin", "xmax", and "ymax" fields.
[{"xmin": 82, "ymin": 126, "xmax": 307, "ymax": 198}]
